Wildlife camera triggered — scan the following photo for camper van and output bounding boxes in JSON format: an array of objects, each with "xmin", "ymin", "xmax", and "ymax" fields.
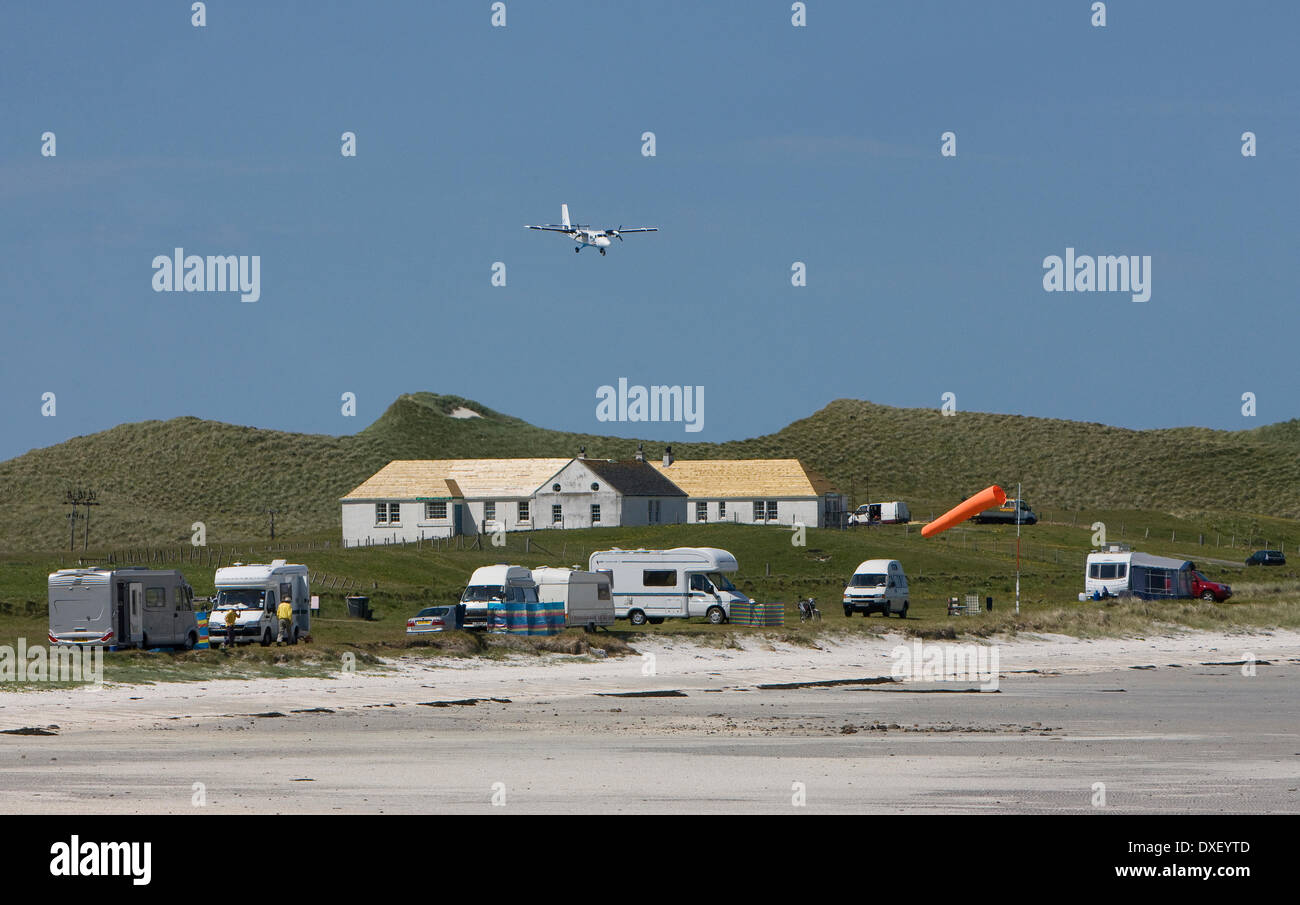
[
  {"xmin": 210, "ymin": 560, "xmax": 311, "ymax": 646},
  {"xmin": 459, "ymin": 564, "xmax": 538, "ymax": 629},
  {"xmin": 48, "ymin": 568, "xmax": 200, "ymax": 649},
  {"xmin": 842, "ymin": 559, "xmax": 909, "ymax": 618},
  {"xmin": 848, "ymin": 502, "xmax": 911, "ymax": 525},
  {"xmin": 532, "ymin": 567, "xmax": 615, "ymax": 631},
  {"xmin": 589, "ymin": 547, "xmax": 750, "ymax": 625}
]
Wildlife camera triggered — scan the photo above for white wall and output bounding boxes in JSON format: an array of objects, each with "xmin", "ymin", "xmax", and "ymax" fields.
[{"xmin": 341, "ymin": 500, "xmax": 456, "ymax": 547}]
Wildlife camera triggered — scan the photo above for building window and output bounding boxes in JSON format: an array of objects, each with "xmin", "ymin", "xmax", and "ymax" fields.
[
  {"xmin": 484, "ymin": 501, "xmax": 496, "ymax": 521},
  {"xmin": 696, "ymin": 501, "xmax": 707, "ymax": 522},
  {"xmin": 425, "ymin": 501, "xmax": 447, "ymax": 520},
  {"xmin": 517, "ymin": 501, "xmax": 530, "ymax": 522},
  {"xmin": 591, "ymin": 504, "xmax": 601, "ymax": 524},
  {"xmin": 648, "ymin": 499, "xmax": 661, "ymax": 524},
  {"xmin": 719, "ymin": 501, "xmax": 726, "ymax": 519},
  {"xmin": 552, "ymin": 504, "xmax": 563, "ymax": 524},
  {"xmin": 753, "ymin": 501, "xmax": 764, "ymax": 522},
  {"xmin": 376, "ymin": 502, "xmax": 400, "ymax": 525},
  {"xmin": 766, "ymin": 500, "xmax": 779, "ymax": 520}
]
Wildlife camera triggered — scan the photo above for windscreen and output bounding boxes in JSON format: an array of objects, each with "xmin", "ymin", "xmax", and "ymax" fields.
[
  {"xmin": 461, "ymin": 586, "xmax": 504, "ymax": 602},
  {"xmin": 215, "ymin": 589, "xmax": 266, "ymax": 609},
  {"xmin": 850, "ymin": 573, "xmax": 887, "ymax": 588},
  {"xmin": 706, "ymin": 572, "xmax": 736, "ymax": 592}
]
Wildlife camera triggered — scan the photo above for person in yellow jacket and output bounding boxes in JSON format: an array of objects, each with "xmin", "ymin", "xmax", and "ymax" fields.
[
  {"xmin": 276, "ymin": 597, "xmax": 294, "ymax": 645},
  {"xmin": 222, "ymin": 607, "xmax": 238, "ymax": 649}
]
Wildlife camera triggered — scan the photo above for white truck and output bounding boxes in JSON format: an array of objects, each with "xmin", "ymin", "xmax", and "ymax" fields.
[
  {"xmin": 210, "ymin": 560, "xmax": 311, "ymax": 646},
  {"xmin": 532, "ymin": 567, "xmax": 615, "ymax": 631},
  {"xmin": 842, "ymin": 559, "xmax": 910, "ymax": 618},
  {"xmin": 459, "ymin": 564, "xmax": 538, "ymax": 629},
  {"xmin": 588, "ymin": 547, "xmax": 750, "ymax": 626}
]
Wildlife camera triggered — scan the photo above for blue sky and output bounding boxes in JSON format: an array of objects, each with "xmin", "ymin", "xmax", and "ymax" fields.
[{"xmin": 2, "ymin": 1, "xmax": 1296, "ymax": 461}]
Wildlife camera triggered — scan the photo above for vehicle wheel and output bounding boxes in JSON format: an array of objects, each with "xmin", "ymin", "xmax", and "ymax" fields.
[
  {"xmin": 260, "ymin": 630, "xmax": 272, "ymax": 646},
  {"xmin": 290, "ymin": 627, "xmax": 299, "ymax": 645},
  {"xmin": 899, "ymin": 602, "xmax": 909, "ymax": 619},
  {"xmin": 585, "ymin": 622, "xmax": 596, "ymax": 633},
  {"xmin": 648, "ymin": 617, "xmax": 664, "ymax": 625},
  {"xmin": 628, "ymin": 609, "xmax": 647, "ymax": 626},
  {"xmin": 843, "ymin": 607, "xmax": 853, "ymax": 618},
  {"xmin": 182, "ymin": 632, "xmax": 196, "ymax": 651},
  {"xmin": 706, "ymin": 606, "xmax": 726, "ymax": 625},
  {"xmin": 1201, "ymin": 591, "xmax": 1216, "ymax": 601},
  {"xmin": 140, "ymin": 633, "xmax": 149, "ymax": 650}
]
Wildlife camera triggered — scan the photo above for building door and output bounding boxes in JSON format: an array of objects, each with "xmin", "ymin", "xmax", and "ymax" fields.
[
  {"xmin": 126, "ymin": 582, "xmax": 144, "ymax": 646},
  {"xmin": 453, "ymin": 503, "xmax": 463, "ymax": 535}
]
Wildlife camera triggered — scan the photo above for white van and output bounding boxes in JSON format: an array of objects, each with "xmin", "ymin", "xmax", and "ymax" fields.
[
  {"xmin": 211, "ymin": 560, "xmax": 311, "ymax": 645},
  {"xmin": 459, "ymin": 564, "xmax": 538, "ymax": 628},
  {"xmin": 589, "ymin": 547, "xmax": 750, "ymax": 626},
  {"xmin": 848, "ymin": 502, "xmax": 911, "ymax": 525},
  {"xmin": 842, "ymin": 559, "xmax": 909, "ymax": 618},
  {"xmin": 532, "ymin": 567, "xmax": 615, "ymax": 631}
]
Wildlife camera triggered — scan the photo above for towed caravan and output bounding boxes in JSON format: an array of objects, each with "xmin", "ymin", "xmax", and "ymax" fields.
[
  {"xmin": 588, "ymin": 547, "xmax": 749, "ymax": 625},
  {"xmin": 48, "ymin": 568, "xmax": 200, "ymax": 649},
  {"xmin": 1084, "ymin": 546, "xmax": 1231, "ymax": 602},
  {"xmin": 532, "ymin": 567, "xmax": 615, "ymax": 631}
]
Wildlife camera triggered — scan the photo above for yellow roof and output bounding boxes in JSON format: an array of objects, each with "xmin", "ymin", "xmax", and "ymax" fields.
[
  {"xmin": 342, "ymin": 459, "xmax": 570, "ymax": 501},
  {"xmin": 650, "ymin": 459, "xmax": 833, "ymax": 498}
]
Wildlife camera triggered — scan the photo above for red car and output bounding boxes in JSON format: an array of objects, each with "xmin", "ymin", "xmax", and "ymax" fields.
[{"xmin": 1190, "ymin": 570, "xmax": 1232, "ymax": 602}]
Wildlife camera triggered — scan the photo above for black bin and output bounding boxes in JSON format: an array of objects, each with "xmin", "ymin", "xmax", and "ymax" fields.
[{"xmin": 346, "ymin": 595, "xmax": 371, "ymax": 620}]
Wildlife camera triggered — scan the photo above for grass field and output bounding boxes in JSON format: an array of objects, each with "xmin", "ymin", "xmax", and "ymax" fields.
[{"xmin": 3, "ymin": 518, "xmax": 1297, "ymax": 685}]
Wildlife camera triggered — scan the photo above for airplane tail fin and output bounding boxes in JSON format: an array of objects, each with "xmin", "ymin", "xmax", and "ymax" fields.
[{"xmin": 561, "ymin": 203, "xmax": 571, "ymax": 229}]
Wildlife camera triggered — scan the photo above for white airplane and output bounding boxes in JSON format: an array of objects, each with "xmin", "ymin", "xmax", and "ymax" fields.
[{"xmin": 525, "ymin": 204, "xmax": 658, "ymax": 255}]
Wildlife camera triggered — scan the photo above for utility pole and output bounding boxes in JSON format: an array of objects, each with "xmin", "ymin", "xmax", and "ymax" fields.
[
  {"xmin": 63, "ymin": 490, "xmax": 80, "ymax": 551},
  {"xmin": 266, "ymin": 508, "xmax": 279, "ymax": 540},
  {"xmin": 81, "ymin": 490, "xmax": 99, "ymax": 552}
]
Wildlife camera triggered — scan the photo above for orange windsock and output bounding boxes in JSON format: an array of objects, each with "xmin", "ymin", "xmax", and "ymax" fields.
[{"xmin": 921, "ymin": 485, "xmax": 1006, "ymax": 538}]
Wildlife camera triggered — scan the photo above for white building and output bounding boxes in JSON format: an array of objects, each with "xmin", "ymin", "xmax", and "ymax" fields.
[
  {"xmin": 650, "ymin": 451, "xmax": 842, "ymax": 528},
  {"xmin": 340, "ymin": 454, "xmax": 686, "ymax": 547}
]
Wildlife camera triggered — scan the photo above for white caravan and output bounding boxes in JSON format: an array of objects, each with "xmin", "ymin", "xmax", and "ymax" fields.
[
  {"xmin": 588, "ymin": 547, "xmax": 750, "ymax": 626},
  {"xmin": 532, "ymin": 567, "xmax": 615, "ymax": 631},
  {"xmin": 459, "ymin": 564, "xmax": 538, "ymax": 629},
  {"xmin": 842, "ymin": 559, "xmax": 909, "ymax": 618},
  {"xmin": 211, "ymin": 560, "xmax": 311, "ymax": 646}
]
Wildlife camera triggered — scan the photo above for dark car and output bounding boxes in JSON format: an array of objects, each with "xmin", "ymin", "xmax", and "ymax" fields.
[{"xmin": 1245, "ymin": 550, "xmax": 1286, "ymax": 566}]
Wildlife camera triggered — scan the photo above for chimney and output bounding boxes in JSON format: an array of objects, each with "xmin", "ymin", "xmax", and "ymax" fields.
[
  {"xmin": 663, "ymin": 445, "xmax": 673, "ymax": 467},
  {"xmin": 635, "ymin": 443, "xmax": 644, "ymax": 463},
  {"xmin": 578, "ymin": 445, "xmax": 586, "ymax": 460}
]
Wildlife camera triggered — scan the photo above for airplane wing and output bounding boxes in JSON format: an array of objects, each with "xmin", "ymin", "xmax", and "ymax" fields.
[
  {"xmin": 525, "ymin": 224, "xmax": 574, "ymax": 232},
  {"xmin": 604, "ymin": 227, "xmax": 658, "ymax": 234}
]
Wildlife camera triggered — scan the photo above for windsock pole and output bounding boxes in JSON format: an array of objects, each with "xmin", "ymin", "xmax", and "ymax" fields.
[{"xmin": 1016, "ymin": 482, "xmax": 1022, "ymax": 615}]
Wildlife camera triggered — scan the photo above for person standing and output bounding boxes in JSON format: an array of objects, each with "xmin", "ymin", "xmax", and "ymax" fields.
[
  {"xmin": 222, "ymin": 607, "xmax": 238, "ymax": 649},
  {"xmin": 277, "ymin": 596, "xmax": 294, "ymax": 645}
]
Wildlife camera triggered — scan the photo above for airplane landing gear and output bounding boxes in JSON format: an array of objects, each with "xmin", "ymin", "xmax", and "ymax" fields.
[
  {"xmin": 574, "ymin": 246, "xmax": 580, "ymax": 253},
  {"xmin": 599, "ymin": 248, "xmax": 606, "ymax": 256}
]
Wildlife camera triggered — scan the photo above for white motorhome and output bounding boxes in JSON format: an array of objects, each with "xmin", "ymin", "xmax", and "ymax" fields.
[
  {"xmin": 588, "ymin": 547, "xmax": 750, "ymax": 625},
  {"xmin": 842, "ymin": 559, "xmax": 909, "ymax": 618},
  {"xmin": 459, "ymin": 564, "xmax": 538, "ymax": 629},
  {"xmin": 211, "ymin": 560, "xmax": 311, "ymax": 646},
  {"xmin": 532, "ymin": 567, "xmax": 615, "ymax": 631},
  {"xmin": 848, "ymin": 501, "xmax": 911, "ymax": 525},
  {"xmin": 48, "ymin": 568, "xmax": 200, "ymax": 649}
]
